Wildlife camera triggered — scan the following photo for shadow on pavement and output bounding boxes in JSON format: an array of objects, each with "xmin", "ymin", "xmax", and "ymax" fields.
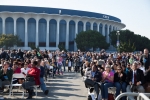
[
  {"xmin": 47, "ymin": 83, "xmax": 80, "ymax": 87},
  {"xmin": 49, "ymin": 92, "xmax": 86, "ymax": 98},
  {"xmin": 49, "ymin": 86, "xmax": 80, "ymax": 91}
]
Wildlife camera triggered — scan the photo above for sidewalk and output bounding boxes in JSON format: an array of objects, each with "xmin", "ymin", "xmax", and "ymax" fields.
[{"xmin": 2, "ymin": 71, "xmax": 87, "ymax": 100}]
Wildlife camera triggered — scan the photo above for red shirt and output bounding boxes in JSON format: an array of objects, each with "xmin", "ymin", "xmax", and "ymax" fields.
[
  {"xmin": 28, "ymin": 67, "xmax": 40, "ymax": 85},
  {"xmin": 14, "ymin": 67, "xmax": 21, "ymax": 73}
]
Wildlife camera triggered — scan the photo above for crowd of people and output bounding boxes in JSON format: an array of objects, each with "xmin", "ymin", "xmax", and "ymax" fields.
[
  {"xmin": 82, "ymin": 48, "xmax": 150, "ymax": 100},
  {"xmin": 0, "ymin": 48, "xmax": 150, "ymax": 100}
]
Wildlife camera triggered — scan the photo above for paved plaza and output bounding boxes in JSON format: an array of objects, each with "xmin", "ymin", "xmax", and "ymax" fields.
[{"xmin": 1, "ymin": 71, "xmax": 87, "ymax": 100}]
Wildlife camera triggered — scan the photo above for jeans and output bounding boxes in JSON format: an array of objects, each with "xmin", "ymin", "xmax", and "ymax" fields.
[
  {"xmin": 114, "ymin": 82, "xmax": 126, "ymax": 100},
  {"xmin": 40, "ymin": 77, "xmax": 46, "ymax": 92},
  {"xmin": 62, "ymin": 60, "xmax": 66, "ymax": 72},
  {"xmin": 53, "ymin": 67, "xmax": 57, "ymax": 77},
  {"xmin": 0, "ymin": 79, "xmax": 10, "ymax": 88},
  {"xmin": 101, "ymin": 82, "xmax": 114, "ymax": 99},
  {"xmin": 57, "ymin": 64, "xmax": 62, "ymax": 74}
]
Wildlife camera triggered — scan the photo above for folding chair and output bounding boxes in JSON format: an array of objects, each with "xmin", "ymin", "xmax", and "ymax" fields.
[
  {"xmin": 8, "ymin": 73, "xmax": 26, "ymax": 98},
  {"xmin": 33, "ymin": 85, "xmax": 39, "ymax": 98}
]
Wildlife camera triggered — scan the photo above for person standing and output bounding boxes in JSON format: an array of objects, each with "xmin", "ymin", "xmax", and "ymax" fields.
[
  {"xmin": 37, "ymin": 60, "xmax": 49, "ymax": 95},
  {"xmin": 66, "ymin": 53, "xmax": 73, "ymax": 72},
  {"xmin": 61, "ymin": 51, "xmax": 67, "ymax": 72},
  {"xmin": 140, "ymin": 48, "xmax": 150, "ymax": 70},
  {"xmin": 57, "ymin": 54, "xmax": 63, "ymax": 75},
  {"xmin": 140, "ymin": 48, "xmax": 150, "ymax": 82}
]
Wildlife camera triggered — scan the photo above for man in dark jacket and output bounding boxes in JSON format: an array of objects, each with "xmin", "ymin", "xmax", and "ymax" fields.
[
  {"xmin": 84, "ymin": 65, "xmax": 102, "ymax": 100},
  {"xmin": 126, "ymin": 62, "xmax": 145, "ymax": 100}
]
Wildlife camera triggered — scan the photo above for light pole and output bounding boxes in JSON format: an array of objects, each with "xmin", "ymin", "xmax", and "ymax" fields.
[{"xmin": 116, "ymin": 31, "xmax": 120, "ymax": 47}]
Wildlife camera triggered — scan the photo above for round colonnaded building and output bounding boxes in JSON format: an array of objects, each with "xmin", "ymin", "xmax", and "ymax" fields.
[{"xmin": 0, "ymin": 5, "xmax": 125, "ymax": 51}]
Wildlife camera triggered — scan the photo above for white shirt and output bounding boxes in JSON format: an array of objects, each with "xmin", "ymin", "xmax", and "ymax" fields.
[
  {"xmin": 21, "ymin": 67, "xmax": 30, "ymax": 75},
  {"xmin": 81, "ymin": 56, "xmax": 84, "ymax": 61},
  {"xmin": 132, "ymin": 70, "xmax": 137, "ymax": 84},
  {"xmin": 139, "ymin": 67, "xmax": 145, "ymax": 74},
  {"xmin": 85, "ymin": 68, "xmax": 92, "ymax": 78},
  {"xmin": 48, "ymin": 53, "xmax": 52, "ymax": 59}
]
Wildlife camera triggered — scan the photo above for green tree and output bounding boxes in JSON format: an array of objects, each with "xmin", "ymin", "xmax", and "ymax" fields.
[
  {"xmin": 109, "ymin": 29, "xmax": 150, "ymax": 51},
  {"xmin": 29, "ymin": 44, "xmax": 40, "ymax": 51},
  {"xmin": 58, "ymin": 43, "xmax": 67, "ymax": 52},
  {"xmin": 75, "ymin": 30, "xmax": 109, "ymax": 51},
  {"xmin": 0, "ymin": 34, "xmax": 22, "ymax": 49},
  {"xmin": 117, "ymin": 40, "xmax": 136, "ymax": 52}
]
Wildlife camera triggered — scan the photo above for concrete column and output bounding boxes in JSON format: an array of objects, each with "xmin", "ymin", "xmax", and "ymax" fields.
[
  {"xmin": 13, "ymin": 18, "xmax": 17, "ymax": 48},
  {"xmin": 2, "ymin": 17, "xmax": 5, "ymax": 34},
  {"xmin": 107, "ymin": 25, "xmax": 109, "ymax": 43},
  {"xmin": 36, "ymin": 19, "xmax": 39, "ymax": 47},
  {"xmin": 111, "ymin": 26, "xmax": 114, "ymax": 32},
  {"xmin": 83, "ymin": 21, "xmax": 86, "ymax": 31},
  {"xmin": 97, "ymin": 23, "xmax": 100, "ymax": 32},
  {"xmin": 74, "ymin": 20, "xmax": 78, "ymax": 51},
  {"xmin": 102, "ymin": 23, "xmax": 105, "ymax": 36},
  {"xmin": 25, "ymin": 18, "xmax": 28, "ymax": 47},
  {"xmin": 56, "ymin": 19, "xmax": 60, "ymax": 48},
  {"xmin": 46, "ymin": 19, "xmax": 49, "ymax": 47},
  {"xmin": 91, "ymin": 22, "xmax": 94, "ymax": 30},
  {"xmin": 14, "ymin": 18, "xmax": 17, "ymax": 35},
  {"xmin": 116, "ymin": 27, "xmax": 118, "ymax": 30},
  {"xmin": 65, "ymin": 20, "xmax": 69, "ymax": 50}
]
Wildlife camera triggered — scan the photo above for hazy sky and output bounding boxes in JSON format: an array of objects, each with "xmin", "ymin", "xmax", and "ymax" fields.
[{"xmin": 1, "ymin": 0, "xmax": 150, "ymax": 38}]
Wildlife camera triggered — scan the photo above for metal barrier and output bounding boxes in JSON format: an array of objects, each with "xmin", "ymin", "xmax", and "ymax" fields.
[
  {"xmin": 115, "ymin": 92, "xmax": 150, "ymax": 100},
  {"xmin": 137, "ymin": 93, "xmax": 150, "ymax": 100}
]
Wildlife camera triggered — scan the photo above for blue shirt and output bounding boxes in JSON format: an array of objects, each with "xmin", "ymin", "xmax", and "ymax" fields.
[{"xmin": 91, "ymin": 71, "xmax": 96, "ymax": 78}]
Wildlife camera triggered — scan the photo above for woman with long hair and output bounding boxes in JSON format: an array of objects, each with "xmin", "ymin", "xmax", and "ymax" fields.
[{"xmin": 114, "ymin": 66, "xmax": 127, "ymax": 100}]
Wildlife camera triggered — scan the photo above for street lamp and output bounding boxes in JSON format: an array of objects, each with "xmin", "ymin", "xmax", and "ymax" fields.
[{"xmin": 116, "ymin": 31, "xmax": 120, "ymax": 47}]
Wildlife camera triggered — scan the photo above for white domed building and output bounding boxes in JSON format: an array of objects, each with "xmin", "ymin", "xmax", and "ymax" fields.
[{"xmin": 0, "ymin": 5, "xmax": 125, "ymax": 51}]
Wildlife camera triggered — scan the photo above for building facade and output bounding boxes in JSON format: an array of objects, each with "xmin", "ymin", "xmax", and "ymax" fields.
[{"xmin": 0, "ymin": 5, "xmax": 125, "ymax": 51}]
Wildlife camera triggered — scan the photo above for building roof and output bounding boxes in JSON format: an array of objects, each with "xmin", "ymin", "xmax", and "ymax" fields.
[{"xmin": 0, "ymin": 5, "xmax": 121, "ymax": 22}]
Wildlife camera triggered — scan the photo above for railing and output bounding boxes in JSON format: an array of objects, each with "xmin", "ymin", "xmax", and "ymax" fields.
[
  {"xmin": 115, "ymin": 92, "xmax": 150, "ymax": 100},
  {"xmin": 137, "ymin": 93, "xmax": 150, "ymax": 100}
]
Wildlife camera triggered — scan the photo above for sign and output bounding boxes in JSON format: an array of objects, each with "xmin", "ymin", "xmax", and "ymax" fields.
[{"xmin": 103, "ymin": 15, "xmax": 109, "ymax": 19}]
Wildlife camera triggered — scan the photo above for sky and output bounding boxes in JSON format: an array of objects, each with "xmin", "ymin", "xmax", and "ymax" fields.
[{"xmin": 1, "ymin": 0, "xmax": 150, "ymax": 38}]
